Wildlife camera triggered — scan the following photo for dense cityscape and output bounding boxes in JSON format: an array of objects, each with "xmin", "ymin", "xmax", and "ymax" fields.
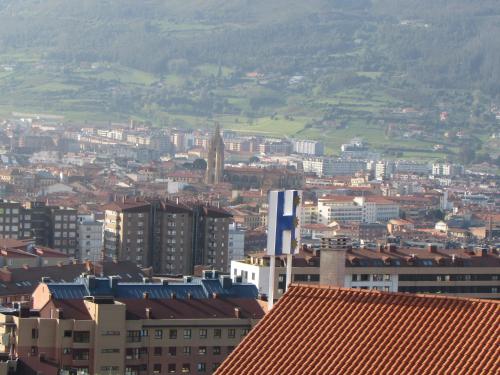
[{"xmin": 0, "ymin": 1, "xmax": 498, "ymax": 374}]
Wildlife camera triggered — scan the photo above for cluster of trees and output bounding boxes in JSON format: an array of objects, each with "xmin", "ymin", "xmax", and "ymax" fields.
[{"xmin": 0, "ymin": 0, "xmax": 498, "ymax": 96}]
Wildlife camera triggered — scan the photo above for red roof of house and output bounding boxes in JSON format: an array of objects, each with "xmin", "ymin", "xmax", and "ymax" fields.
[{"xmin": 216, "ymin": 285, "xmax": 499, "ymax": 375}]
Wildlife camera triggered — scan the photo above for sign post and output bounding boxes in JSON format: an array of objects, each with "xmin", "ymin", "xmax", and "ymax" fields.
[{"xmin": 266, "ymin": 190, "xmax": 302, "ymax": 309}]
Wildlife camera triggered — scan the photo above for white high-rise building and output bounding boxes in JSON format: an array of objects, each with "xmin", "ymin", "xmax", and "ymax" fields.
[
  {"xmin": 318, "ymin": 196, "xmax": 399, "ymax": 224},
  {"xmin": 293, "ymin": 140, "xmax": 324, "ymax": 156},
  {"xmin": 77, "ymin": 214, "xmax": 103, "ymax": 262},
  {"xmin": 228, "ymin": 223, "xmax": 245, "ymax": 270}
]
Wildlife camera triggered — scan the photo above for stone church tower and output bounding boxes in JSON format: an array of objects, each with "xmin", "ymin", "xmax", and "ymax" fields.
[{"xmin": 205, "ymin": 123, "xmax": 225, "ymax": 184}]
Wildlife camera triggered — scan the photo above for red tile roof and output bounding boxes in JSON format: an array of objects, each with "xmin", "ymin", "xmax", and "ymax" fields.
[{"xmin": 216, "ymin": 285, "xmax": 499, "ymax": 375}]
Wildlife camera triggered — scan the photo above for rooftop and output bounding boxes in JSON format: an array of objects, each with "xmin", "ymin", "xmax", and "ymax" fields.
[{"xmin": 216, "ymin": 285, "xmax": 499, "ymax": 374}]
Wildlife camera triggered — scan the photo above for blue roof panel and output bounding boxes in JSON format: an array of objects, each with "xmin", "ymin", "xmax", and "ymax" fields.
[{"xmin": 48, "ymin": 284, "xmax": 87, "ymax": 299}]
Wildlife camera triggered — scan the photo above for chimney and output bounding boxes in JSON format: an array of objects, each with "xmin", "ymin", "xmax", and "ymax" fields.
[
  {"xmin": 23, "ymin": 264, "xmax": 29, "ymax": 270},
  {"xmin": 145, "ymin": 307, "xmax": 152, "ymax": 319},
  {"xmin": 187, "ymin": 292, "xmax": 192, "ymax": 300},
  {"xmin": 143, "ymin": 292, "xmax": 149, "ymax": 300},
  {"xmin": 0, "ymin": 267, "xmax": 12, "ymax": 283},
  {"xmin": 428, "ymin": 244, "xmax": 437, "ymax": 253},
  {"xmin": 474, "ymin": 247, "xmax": 488, "ymax": 257},
  {"xmin": 109, "ymin": 276, "xmax": 120, "ymax": 290},
  {"xmin": 387, "ymin": 243, "xmax": 397, "ymax": 253},
  {"xmin": 212, "ymin": 292, "xmax": 219, "ymax": 299},
  {"xmin": 19, "ymin": 304, "xmax": 30, "ymax": 318},
  {"xmin": 319, "ymin": 236, "xmax": 349, "ymax": 287},
  {"xmin": 56, "ymin": 308, "xmax": 63, "ymax": 319},
  {"xmin": 234, "ymin": 307, "xmax": 241, "ymax": 319},
  {"xmin": 377, "ymin": 243, "xmax": 385, "ymax": 253},
  {"xmin": 170, "ymin": 292, "xmax": 176, "ymax": 300},
  {"xmin": 220, "ymin": 275, "xmax": 232, "ymax": 289},
  {"xmin": 162, "ymin": 280, "xmax": 169, "ymax": 286}
]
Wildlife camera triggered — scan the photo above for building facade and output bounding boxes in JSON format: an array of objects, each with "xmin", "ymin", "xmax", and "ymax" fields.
[
  {"xmin": 0, "ymin": 273, "xmax": 263, "ymax": 375},
  {"xmin": 103, "ymin": 200, "xmax": 232, "ymax": 275},
  {"xmin": 0, "ymin": 200, "xmax": 77, "ymax": 257},
  {"xmin": 231, "ymin": 243, "xmax": 500, "ymax": 300},
  {"xmin": 77, "ymin": 214, "xmax": 103, "ymax": 262}
]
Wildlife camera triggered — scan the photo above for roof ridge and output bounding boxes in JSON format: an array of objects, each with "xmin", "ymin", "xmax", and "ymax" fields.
[{"xmin": 288, "ymin": 283, "xmax": 500, "ymax": 305}]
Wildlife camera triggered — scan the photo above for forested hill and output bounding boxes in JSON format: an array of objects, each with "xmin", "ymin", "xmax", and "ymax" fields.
[{"xmin": 0, "ymin": 0, "xmax": 498, "ymax": 94}]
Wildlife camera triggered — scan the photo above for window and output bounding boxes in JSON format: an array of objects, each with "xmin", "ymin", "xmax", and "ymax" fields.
[
  {"xmin": 212, "ymin": 363, "xmax": 220, "ymax": 372},
  {"xmin": 73, "ymin": 349, "xmax": 90, "ymax": 360},
  {"xmin": 127, "ymin": 330, "xmax": 142, "ymax": 343},
  {"xmin": 153, "ymin": 364, "xmax": 162, "ymax": 374},
  {"xmin": 155, "ymin": 329, "xmax": 163, "ymax": 339},
  {"xmin": 213, "ymin": 346, "xmax": 221, "ymax": 355},
  {"xmin": 360, "ymin": 274, "xmax": 370, "ymax": 282},
  {"xmin": 73, "ymin": 331, "xmax": 90, "ymax": 343},
  {"xmin": 168, "ymin": 364, "xmax": 176, "ymax": 373},
  {"xmin": 251, "ymin": 272, "xmax": 255, "ymax": 281},
  {"xmin": 372, "ymin": 274, "xmax": 384, "ymax": 282},
  {"xmin": 125, "ymin": 348, "xmax": 147, "ymax": 360},
  {"xmin": 101, "ymin": 348, "xmax": 120, "ymax": 354},
  {"xmin": 154, "ymin": 347, "xmax": 162, "ymax": 356},
  {"xmin": 197, "ymin": 363, "xmax": 206, "ymax": 373},
  {"xmin": 199, "ymin": 329, "xmax": 207, "ymax": 339},
  {"xmin": 182, "ymin": 364, "xmax": 191, "ymax": 373},
  {"xmin": 32, "ymin": 328, "xmax": 38, "ymax": 339},
  {"xmin": 213, "ymin": 329, "xmax": 222, "ymax": 339},
  {"xmin": 101, "ymin": 331, "xmax": 120, "ymax": 336},
  {"xmin": 169, "ymin": 329, "xmax": 177, "ymax": 339},
  {"xmin": 198, "ymin": 347, "xmax": 206, "ymax": 355},
  {"xmin": 384, "ymin": 274, "xmax": 391, "ymax": 281},
  {"xmin": 63, "ymin": 348, "xmax": 72, "ymax": 355},
  {"xmin": 183, "ymin": 329, "xmax": 192, "ymax": 339},
  {"xmin": 241, "ymin": 328, "xmax": 250, "ymax": 337},
  {"xmin": 183, "ymin": 346, "xmax": 191, "ymax": 356},
  {"xmin": 228, "ymin": 329, "xmax": 235, "ymax": 339},
  {"xmin": 168, "ymin": 347, "xmax": 176, "ymax": 356},
  {"xmin": 30, "ymin": 346, "xmax": 38, "ymax": 356}
]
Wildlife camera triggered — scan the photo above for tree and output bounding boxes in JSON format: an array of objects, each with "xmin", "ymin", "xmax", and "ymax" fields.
[
  {"xmin": 192, "ymin": 158, "xmax": 208, "ymax": 170},
  {"xmin": 248, "ymin": 156, "xmax": 260, "ymax": 164},
  {"xmin": 458, "ymin": 144, "xmax": 476, "ymax": 165}
]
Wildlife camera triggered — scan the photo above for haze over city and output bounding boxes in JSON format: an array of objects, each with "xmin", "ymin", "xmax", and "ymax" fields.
[{"xmin": 0, "ymin": 1, "xmax": 497, "ymax": 374}]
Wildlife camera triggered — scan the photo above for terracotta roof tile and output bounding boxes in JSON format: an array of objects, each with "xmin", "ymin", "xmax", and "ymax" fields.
[{"xmin": 216, "ymin": 285, "xmax": 499, "ymax": 375}]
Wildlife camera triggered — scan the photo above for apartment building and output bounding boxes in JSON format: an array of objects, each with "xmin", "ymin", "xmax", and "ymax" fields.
[
  {"xmin": 231, "ymin": 243, "xmax": 500, "ymax": 300},
  {"xmin": 103, "ymin": 200, "xmax": 232, "ymax": 275},
  {"xmin": 301, "ymin": 157, "xmax": 365, "ymax": 177},
  {"xmin": 77, "ymin": 214, "xmax": 103, "ymax": 262},
  {"xmin": 300, "ymin": 201, "xmax": 318, "ymax": 225},
  {"xmin": 432, "ymin": 162, "xmax": 464, "ymax": 177},
  {"xmin": 292, "ymin": 140, "xmax": 324, "ymax": 156},
  {"xmin": 154, "ymin": 201, "xmax": 193, "ymax": 275},
  {"xmin": 192, "ymin": 206, "xmax": 232, "ymax": 272},
  {"xmin": 0, "ymin": 273, "xmax": 263, "ymax": 375},
  {"xmin": 0, "ymin": 200, "xmax": 77, "ymax": 257},
  {"xmin": 228, "ymin": 224, "xmax": 245, "ymax": 265},
  {"xmin": 318, "ymin": 196, "xmax": 363, "ymax": 224},
  {"xmin": 49, "ymin": 208, "xmax": 78, "ymax": 258},
  {"xmin": 103, "ymin": 201, "xmax": 151, "ymax": 267},
  {"xmin": 318, "ymin": 196, "xmax": 399, "ymax": 224}
]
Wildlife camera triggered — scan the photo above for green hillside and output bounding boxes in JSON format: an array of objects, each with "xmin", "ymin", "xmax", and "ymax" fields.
[{"xmin": 0, "ymin": 0, "xmax": 498, "ymax": 161}]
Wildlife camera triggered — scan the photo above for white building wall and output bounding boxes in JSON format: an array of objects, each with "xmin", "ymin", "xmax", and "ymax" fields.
[
  {"xmin": 77, "ymin": 214, "xmax": 103, "ymax": 262},
  {"xmin": 228, "ymin": 224, "xmax": 245, "ymax": 269},
  {"xmin": 231, "ymin": 261, "xmax": 268, "ymax": 295}
]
